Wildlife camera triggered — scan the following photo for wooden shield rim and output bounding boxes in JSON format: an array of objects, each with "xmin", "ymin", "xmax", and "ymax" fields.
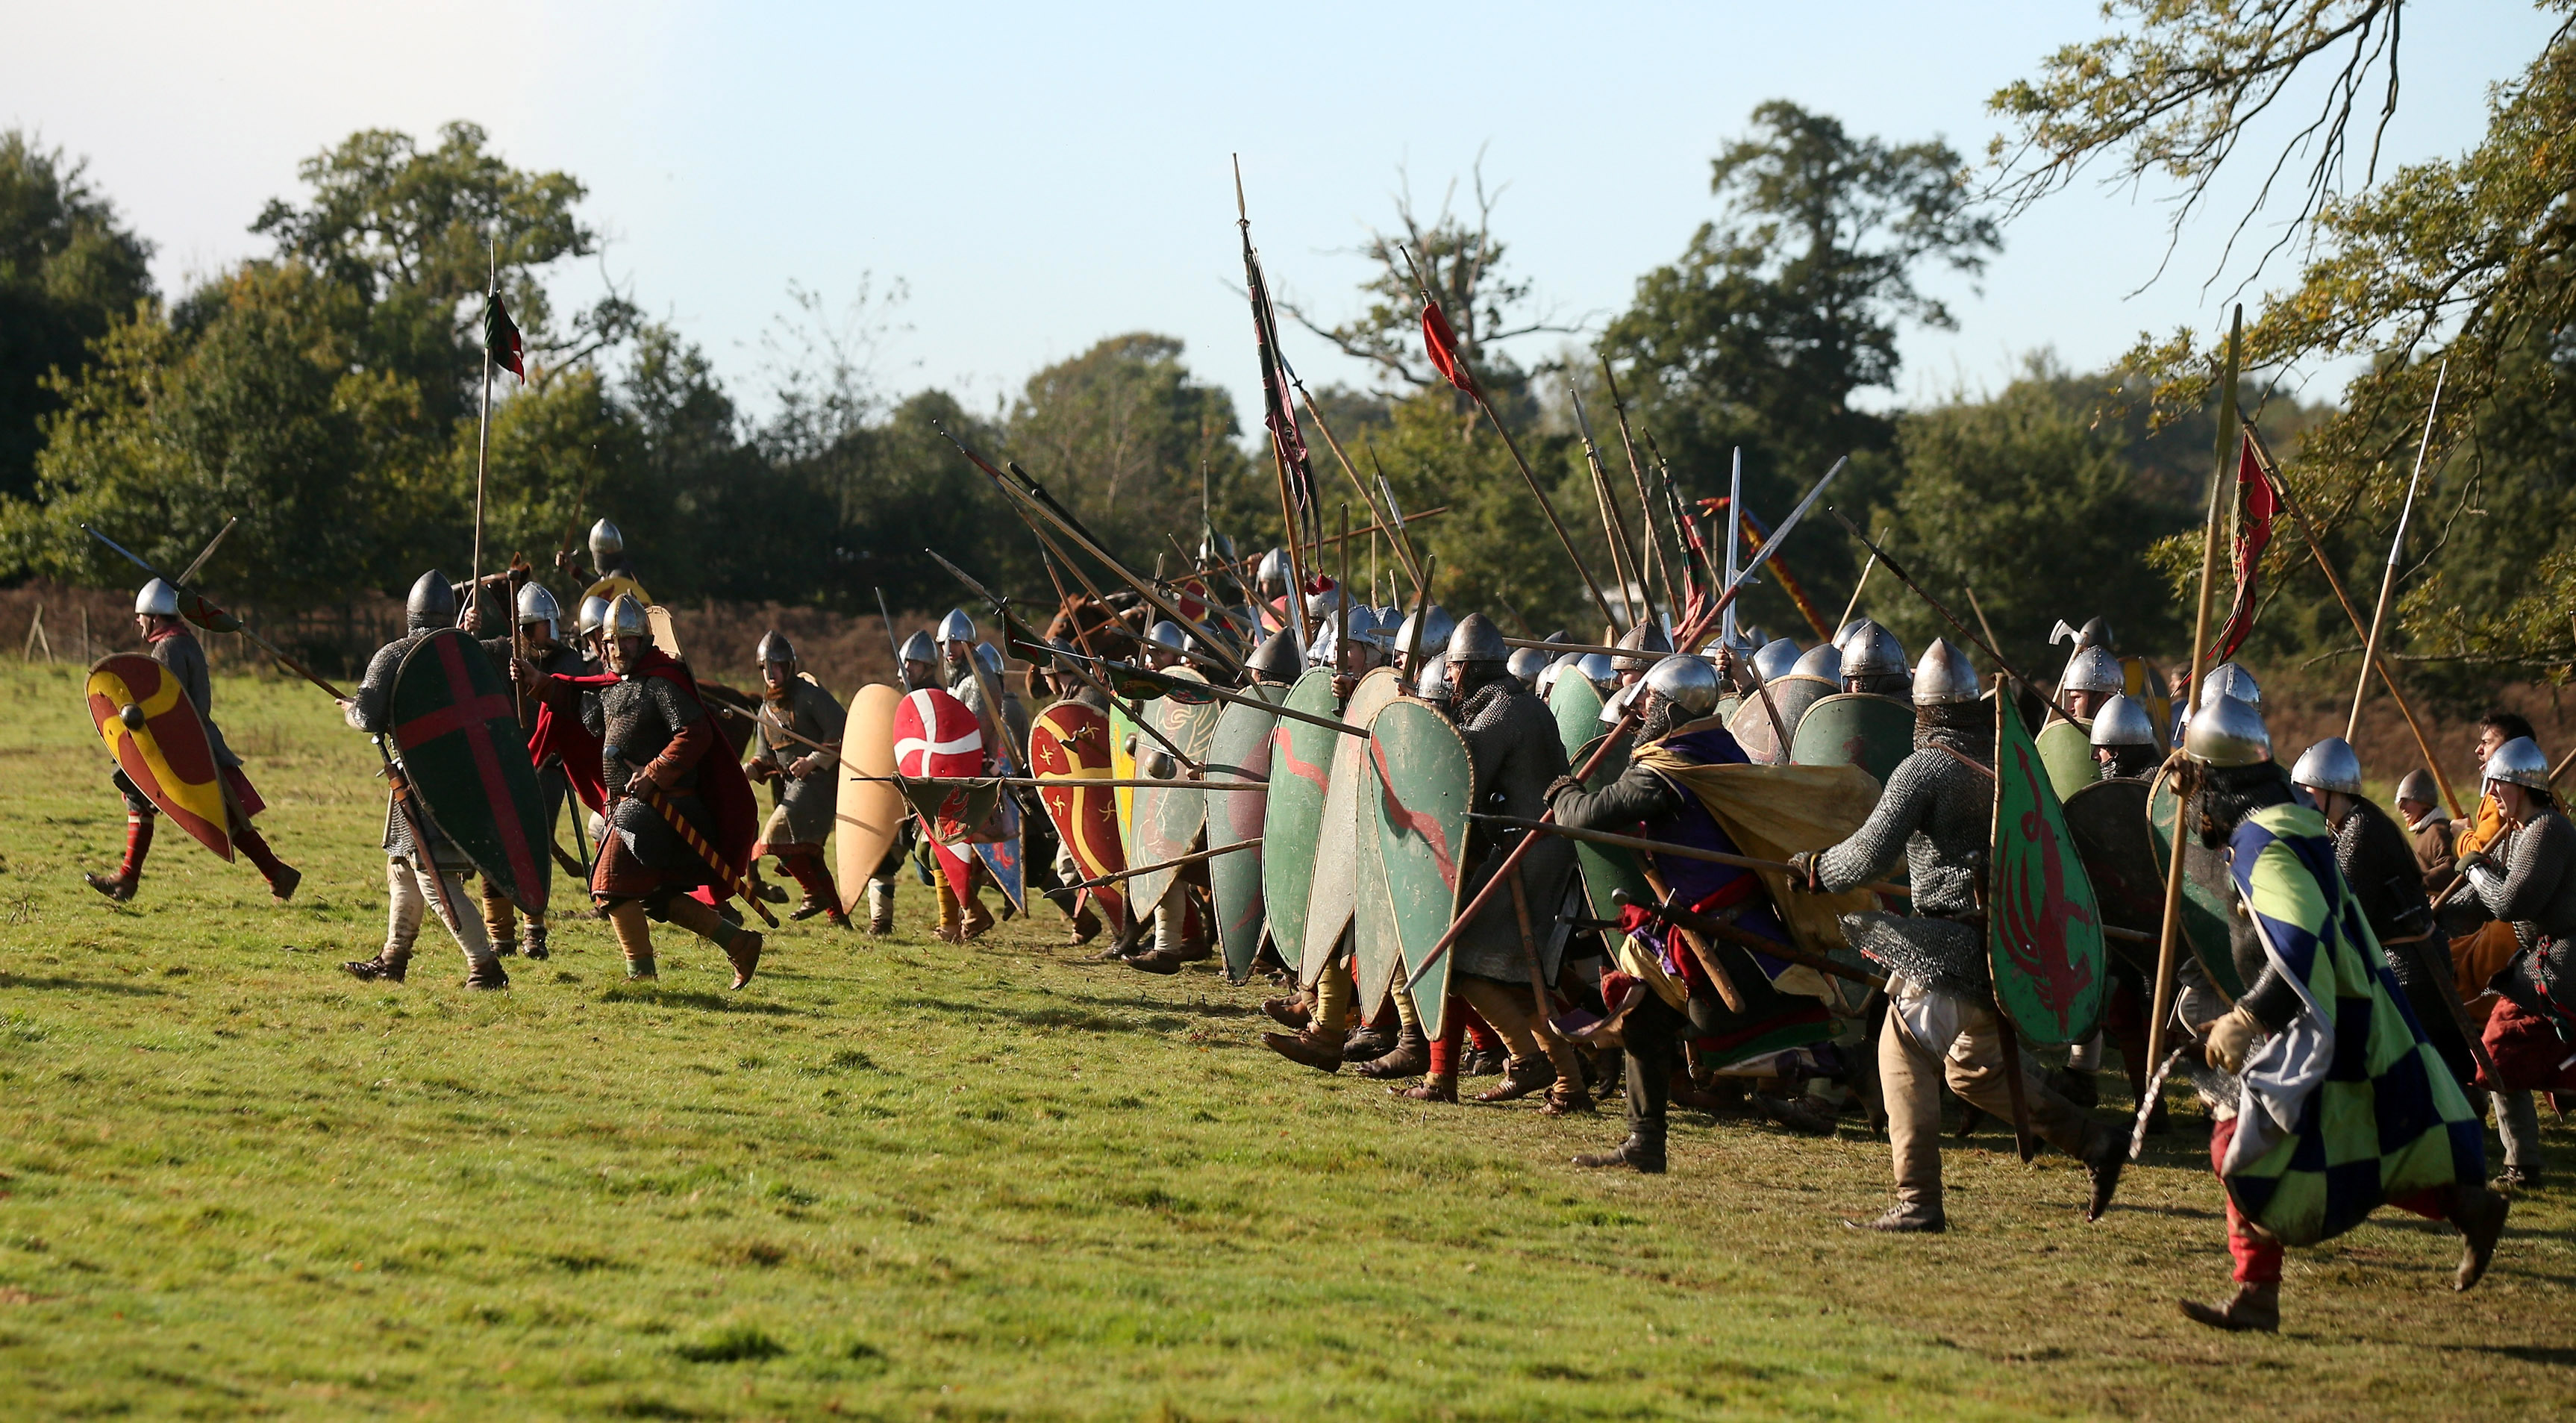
[
  {"xmin": 87, "ymin": 654, "xmax": 232, "ymax": 861},
  {"xmin": 391, "ymin": 628, "xmax": 550, "ymax": 915},
  {"xmin": 834, "ymin": 684, "xmax": 906, "ymax": 915}
]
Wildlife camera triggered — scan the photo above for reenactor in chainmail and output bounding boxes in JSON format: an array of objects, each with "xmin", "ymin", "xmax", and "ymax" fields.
[
  {"xmin": 746, "ymin": 631, "xmax": 850, "ymax": 929},
  {"xmin": 1412, "ymin": 615, "xmax": 1591, "ymax": 1113},
  {"xmin": 339, "ymin": 571, "xmax": 510, "ymax": 990},
  {"xmin": 1610, "ymin": 622, "xmax": 1671, "ymax": 691},
  {"xmin": 1835, "ymin": 619, "xmax": 1911, "ymax": 698},
  {"xmin": 2055, "ymin": 643, "xmax": 2126, "ymax": 730},
  {"xmin": 2289, "ymin": 736, "xmax": 2474, "ymax": 1092},
  {"xmin": 1786, "ymin": 638, "xmax": 2125, "ymax": 1233},
  {"xmin": 2457, "ymin": 734, "xmax": 2576, "ymax": 1186},
  {"xmin": 86, "ymin": 577, "xmax": 302, "ymax": 907},
  {"xmin": 2087, "ymin": 694, "xmax": 2163, "ymax": 778},
  {"xmin": 463, "ymin": 581, "xmax": 595, "ymax": 961}
]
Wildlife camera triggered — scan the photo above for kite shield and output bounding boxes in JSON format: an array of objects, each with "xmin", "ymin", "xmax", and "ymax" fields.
[
  {"xmin": 390, "ymin": 629, "xmax": 551, "ymax": 916},
  {"xmin": 1789, "ymin": 692, "xmax": 1913, "ymax": 787},
  {"xmin": 1987, "ymin": 690, "xmax": 2106, "ymax": 1046},
  {"xmin": 1308, "ymin": 669, "xmax": 1399, "ymax": 992},
  {"xmin": 1728, "ymin": 674, "xmax": 1835, "ymax": 765},
  {"xmin": 1370, "ymin": 698, "xmax": 1475, "ymax": 1040},
  {"xmin": 85, "ymin": 654, "xmax": 231, "ymax": 861},
  {"xmin": 1128, "ymin": 668, "xmax": 1222, "ymax": 919},
  {"xmin": 1204, "ymin": 687, "xmax": 1280, "ymax": 981},
  {"xmin": 834, "ymin": 684, "xmax": 905, "ymax": 917},
  {"xmin": 2036, "ymin": 718, "xmax": 2101, "ymax": 802},
  {"xmin": 2061, "ymin": 778, "xmax": 2161, "ymax": 972},
  {"xmin": 1260, "ymin": 668, "xmax": 1339, "ymax": 973},
  {"xmin": 1030, "ymin": 698, "xmax": 1126, "ymax": 933},
  {"xmin": 2147, "ymin": 768, "xmax": 2251, "ymax": 999}
]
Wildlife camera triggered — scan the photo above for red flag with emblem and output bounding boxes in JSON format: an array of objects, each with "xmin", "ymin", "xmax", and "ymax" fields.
[{"xmin": 2213, "ymin": 434, "xmax": 2275, "ymax": 661}]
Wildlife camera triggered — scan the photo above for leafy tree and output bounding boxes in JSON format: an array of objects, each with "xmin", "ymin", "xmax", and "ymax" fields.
[
  {"xmin": 1990, "ymin": 4, "xmax": 2576, "ymax": 682},
  {"xmin": 1603, "ymin": 101, "xmax": 2000, "ymax": 634},
  {"xmin": 0, "ymin": 131, "xmax": 154, "ymax": 502}
]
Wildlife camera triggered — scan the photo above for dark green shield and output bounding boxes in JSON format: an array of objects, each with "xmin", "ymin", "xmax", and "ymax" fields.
[
  {"xmin": 1568, "ymin": 731, "xmax": 1651, "ymax": 923},
  {"xmin": 1129, "ymin": 668, "xmax": 1222, "ymax": 918},
  {"xmin": 1259, "ymin": 668, "xmax": 1340, "ymax": 968},
  {"xmin": 2146, "ymin": 768, "xmax": 2251, "ymax": 998},
  {"xmin": 1988, "ymin": 691, "xmax": 2107, "ymax": 1045},
  {"xmin": 1789, "ymin": 692, "xmax": 1913, "ymax": 786},
  {"xmin": 1370, "ymin": 698, "xmax": 1474, "ymax": 1040},
  {"xmin": 2061, "ymin": 778, "xmax": 2163, "ymax": 972},
  {"xmin": 1306, "ymin": 669, "xmax": 1402, "ymax": 985},
  {"xmin": 390, "ymin": 628, "xmax": 551, "ymax": 916},
  {"xmin": 1205, "ymin": 685, "xmax": 1281, "ymax": 983},
  {"xmin": 1548, "ymin": 672, "xmax": 1604, "ymax": 762},
  {"xmin": 2036, "ymin": 719, "xmax": 2101, "ymax": 802},
  {"xmin": 1728, "ymin": 675, "xmax": 1836, "ymax": 764}
]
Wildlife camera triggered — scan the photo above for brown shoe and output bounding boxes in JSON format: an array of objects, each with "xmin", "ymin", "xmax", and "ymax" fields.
[
  {"xmin": 2083, "ymin": 1132, "xmax": 2127, "ymax": 1223},
  {"xmin": 1354, "ymin": 1025, "xmax": 1429, "ymax": 1079},
  {"xmin": 1262, "ymin": 996, "xmax": 1312, "ymax": 1030},
  {"xmin": 1573, "ymin": 1125, "xmax": 1666, "ymax": 1172},
  {"xmin": 266, "ymin": 863, "xmax": 302, "ymax": 904},
  {"xmin": 2451, "ymin": 1184, "xmax": 2509, "ymax": 1291},
  {"xmin": 726, "ymin": 931, "xmax": 763, "ymax": 990},
  {"xmin": 1471, "ymin": 1057, "xmax": 1555, "ymax": 1104},
  {"xmin": 84, "ymin": 871, "xmax": 137, "ymax": 904},
  {"xmin": 1751, "ymin": 1091, "xmax": 1839, "ymax": 1138},
  {"xmin": 2180, "ymin": 1283, "xmax": 2279, "ymax": 1332},
  {"xmin": 1540, "ymin": 1080, "xmax": 1598, "ymax": 1116},
  {"xmin": 1392, "ymin": 1076, "xmax": 1457, "ymax": 1103},
  {"xmin": 1261, "ymin": 1028, "xmax": 1343, "ymax": 1074},
  {"xmin": 1844, "ymin": 1202, "xmax": 1945, "ymax": 1233},
  {"xmin": 340, "ymin": 950, "xmax": 409, "ymax": 983},
  {"xmin": 1066, "ymin": 907, "xmax": 1101, "ymax": 945},
  {"xmin": 463, "ymin": 959, "xmax": 511, "ymax": 992}
]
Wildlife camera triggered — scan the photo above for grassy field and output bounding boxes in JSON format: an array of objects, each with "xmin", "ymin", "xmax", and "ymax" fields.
[{"xmin": 0, "ymin": 659, "xmax": 2569, "ymax": 1421}]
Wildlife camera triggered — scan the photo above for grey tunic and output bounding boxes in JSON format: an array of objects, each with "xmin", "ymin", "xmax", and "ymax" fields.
[
  {"xmin": 751, "ymin": 678, "xmax": 847, "ymax": 847},
  {"xmin": 952, "ymin": 663, "xmax": 1031, "ymax": 772},
  {"xmin": 1448, "ymin": 674, "xmax": 1576, "ymax": 985},
  {"xmin": 154, "ymin": 631, "xmax": 239, "ymax": 769},
  {"xmin": 1814, "ymin": 728, "xmax": 1992, "ymax": 995}
]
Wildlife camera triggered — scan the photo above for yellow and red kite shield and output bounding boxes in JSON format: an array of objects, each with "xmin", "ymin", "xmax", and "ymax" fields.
[
  {"xmin": 834, "ymin": 684, "xmax": 906, "ymax": 917},
  {"xmin": 86, "ymin": 654, "xmax": 231, "ymax": 860},
  {"xmin": 1030, "ymin": 699, "xmax": 1126, "ymax": 932}
]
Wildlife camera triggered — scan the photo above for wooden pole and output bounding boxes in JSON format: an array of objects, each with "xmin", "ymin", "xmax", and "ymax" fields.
[
  {"xmin": 471, "ymin": 239, "xmax": 495, "ymax": 626},
  {"xmin": 1598, "ymin": 359, "xmax": 1683, "ymax": 622},
  {"xmin": 2140, "ymin": 306, "xmax": 2243, "ymax": 1154},
  {"xmin": 2346, "ymin": 360, "xmax": 2448, "ymax": 742}
]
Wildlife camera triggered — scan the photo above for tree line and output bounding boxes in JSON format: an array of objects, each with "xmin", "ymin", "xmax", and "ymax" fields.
[{"xmin": 3, "ymin": 13, "xmax": 2567, "ymax": 712}]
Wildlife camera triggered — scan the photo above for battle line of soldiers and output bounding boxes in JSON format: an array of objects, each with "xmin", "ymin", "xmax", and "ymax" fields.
[{"xmin": 64, "ymin": 261, "xmax": 2552, "ymax": 1336}]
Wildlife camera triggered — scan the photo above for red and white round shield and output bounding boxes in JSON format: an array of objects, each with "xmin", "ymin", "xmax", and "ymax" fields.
[{"xmin": 895, "ymin": 687, "xmax": 984, "ymax": 778}]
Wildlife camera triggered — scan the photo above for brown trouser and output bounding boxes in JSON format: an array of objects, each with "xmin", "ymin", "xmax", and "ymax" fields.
[
  {"xmin": 1881, "ymin": 995, "xmax": 2101, "ymax": 1210},
  {"xmin": 479, "ymin": 875, "xmax": 544, "ymax": 946},
  {"xmin": 1455, "ymin": 973, "xmax": 1586, "ymax": 1089}
]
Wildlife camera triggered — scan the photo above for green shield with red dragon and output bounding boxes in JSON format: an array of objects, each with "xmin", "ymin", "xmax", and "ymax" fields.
[
  {"xmin": 1988, "ymin": 690, "xmax": 2106, "ymax": 1046},
  {"xmin": 1371, "ymin": 698, "xmax": 1475, "ymax": 1041}
]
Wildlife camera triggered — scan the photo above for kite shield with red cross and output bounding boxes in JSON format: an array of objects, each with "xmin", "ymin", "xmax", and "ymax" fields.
[{"xmin": 391, "ymin": 628, "xmax": 552, "ymax": 916}]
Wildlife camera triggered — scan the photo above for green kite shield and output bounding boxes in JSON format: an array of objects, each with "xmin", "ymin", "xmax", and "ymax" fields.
[
  {"xmin": 1304, "ymin": 669, "xmax": 1401, "ymax": 986},
  {"xmin": 1108, "ymin": 699, "xmax": 1141, "ymax": 861},
  {"xmin": 1728, "ymin": 674, "xmax": 1835, "ymax": 765},
  {"xmin": 1370, "ymin": 698, "xmax": 1475, "ymax": 1040},
  {"xmin": 1789, "ymin": 692, "xmax": 1913, "ymax": 786},
  {"xmin": 1568, "ymin": 731, "xmax": 1652, "ymax": 924},
  {"xmin": 2036, "ymin": 718, "xmax": 2101, "ymax": 801},
  {"xmin": 2061, "ymin": 778, "xmax": 2161, "ymax": 973},
  {"xmin": 390, "ymin": 628, "xmax": 551, "ymax": 916},
  {"xmin": 2147, "ymin": 767, "xmax": 2251, "ymax": 999},
  {"xmin": 1260, "ymin": 667, "xmax": 1340, "ymax": 971},
  {"xmin": 1548, "ymin": 671, "xmax": 1604, "ymax": 762},
  {"xmin": 1987, "ymin": 690, "xmax": 2105, "ymax": 1046},
  {"xmin": 1128, "ymin": 667, "xmax": 1222, "ymax": 919},
  {"xmin": 1205, "ymin": 684, "xmax": 1281, "ymax": 981}
]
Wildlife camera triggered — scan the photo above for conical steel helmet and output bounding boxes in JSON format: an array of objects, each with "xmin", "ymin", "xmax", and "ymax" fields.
[
  {"xmin": 1841, "ymin": 618, "xmax": 1907, "ymax": 678},
  {"xmin": 1910, "ymin": 638, "xmax": 1979, "ymax": 705},
  {"xmin": 1790, "ymin": 642, "xmax": 1842, "ymax": 681},
  {"xmin": 1642, "ymin": 654, "xmax": 1721, "ymax": 716},
  {"xmin": 899, "ymin": 629, "xmax": 937, "ymax": 665},
  {"xmin": 756, "ymin": 630, "xmax": 796, "ymax": 665},
  {"xmin": 588, "ymin": 518, "xmax": 625, "ymax": 563},
  {"xmin": 2088, "ymin": 693, "xmax": 2157, "ymax": 748},
  {"xmin": 516, "ymin": 582, "xmax": 561, "ymax": 627},
  {"xmin": 2061, "ymin": 645, "xmax": 2125, "ymax": 696},
  {"xmin": 575, "ymin": 594, "xmax": 610, "ymax": 639},
  {"xmin": 2201, "ymin": 660, "xmax": 2261, "ymax": 707},
  {"xmin": 2485, "ymin": 736, "xmax": 2551, "ymax": 792},
  {"xmin": 134, "ymin": 578, "xmax": 179, "ymax": 618},
  {"xmin": 937, "ymin": 608, "xmax": 977, "ymax": 644},
  {"xmin": 1751, "ymin": 637, "xmax": 1801, "ymax": 683},
  {"xmin": 2290, "ymin": 736, "xmax": 2363, "ymax": 796},
  {"xmin": 406, "ymin": 570, "xmax": 456, "ymax": 631},
  {"xmin": 607, "ymin": 594, "xmax": 651, "ymax": 640},
  {"xmin": 2183, "ymin": 693, "xmax": 2270, "ymax": 767}
]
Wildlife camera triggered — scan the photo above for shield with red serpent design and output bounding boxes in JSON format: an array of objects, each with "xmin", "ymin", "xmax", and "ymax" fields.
[
  {"xmin": 1370, "ymin": 697, "xmax": 1474, "ymax": 1041},
  {"xmin": 390, "ymin": 628, "xmax": 551, "ymax": 915},
  {"xmin": 1203, "ymin": 686, "xmax": 1280, "ymax": 981},
  {"xmin": 1988, "ymin": 689, "xmax": 2107, "ymax": 1046}
]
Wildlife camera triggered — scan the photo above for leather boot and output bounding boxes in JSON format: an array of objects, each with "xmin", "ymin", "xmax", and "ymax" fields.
[
  {"xmin": 1261, "ymin": 1026, "xmax": 1343, "ymax": 1074},
  {"xmin": 1540, "ymin": 1078, "xmax": 1598, "ymax": 1116},
  {"xmin": 959, "ymin": 892, "xmax": 995, "ymax": 941},
  {"xmin": 1263, "ymin": 995, "xmax": 1312, "ymax": 1030},
  {"xmin": 2449, "ymin": 1183, "xmax": 2510, "ymax": 1291},
  {"xmin": 1471, "ymin": 1056, "xmax": 1556, "ymax": 1104},
  {"xmin": 87, "ymin": 813, "xmax": 151, "ymax": 902},
  {"xmin": 463, "ymin": 958, "xmax": 511, "ymax": 992},
  {"xmin": 1067, "ymin": 904, "xmax": 1101, "ymax": 945},
  {"xmin": 1354, "ymin": 1025, "xmax": 1429, "ymax": 1080},
  {"xmin": 1751, "ymin": 1090, "xmax": 1839, "ymax": 1137},
  {"xmin": 1461, "ymin": 1046, "xmax": 1508, "ymax": 1078},
  {"xmin": 725, "ymin": 931, "xmax": 763, "ymax": 990},
  {"xmin": 2180, "ymin": 1282, "xmax": 2279, "ymax": 1332},
  {"xmin": 340, "ymin": 947, "xmax": 410, "ymax": 983},
  {"xmin": 520, "ymin": 924, "xmax": 550, "ymax": 961},
  {"xmin": 263, "ymin": 863, "xmax": 303, "ymax": 905},
  {"xmin": 1573, "ymin": 1122, "xmax": 1666, "ymax": 1172},
  {"xmin": 84, "ymin": 870, "xmax": 138, "ymax": 904},
  {"xmin": 790, "ymin": 897, "xmax": 834, "ymax": 922},
  {"xmin": 1845, "ymin": 1201, "xmax": 1946, "ymax": 1233},
  {"xmin": 1392, "ymin": 1075, "xmax": 1457, "ymax": 1103},
  {"xmin": 1341, "ymin": 1025, "xmax": 1396, "ymax": 1062},
  {"xmin": 2083, "ymin": 1130, "xmax": 2127, "ymax": 1222},
  {"xmin": 934, "ymin": 882, "xmax": 963, "ymax": 943}
]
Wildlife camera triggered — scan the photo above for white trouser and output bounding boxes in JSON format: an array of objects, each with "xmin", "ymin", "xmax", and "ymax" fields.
[{"xmin": 385, "ymin": 858, "xmax": 496, "ymax": 966}]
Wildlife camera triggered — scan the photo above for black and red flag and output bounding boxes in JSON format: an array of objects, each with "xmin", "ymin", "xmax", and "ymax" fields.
[
  {"xmin": 2213, "ymin": 433, "xmax": 2276, "ymax": 661},
  {"xmin": 484, "ymin": 289, "xmax": 525, "ymax": 383},
  {"xmin": 1239, "ymin": 232, "xmax": 1313, "ymax": 526}
]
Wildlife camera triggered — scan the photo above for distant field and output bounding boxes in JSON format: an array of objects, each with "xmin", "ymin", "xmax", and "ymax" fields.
[{"xmin": 0, "ymin": 660, "xmax": 2567, "ymax": 1421}]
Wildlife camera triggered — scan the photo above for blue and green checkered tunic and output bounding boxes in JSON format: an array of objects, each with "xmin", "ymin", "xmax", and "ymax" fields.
[{"xmin": 2221, "ymin": 804, "xmax": 2484, "ymax": 1247}]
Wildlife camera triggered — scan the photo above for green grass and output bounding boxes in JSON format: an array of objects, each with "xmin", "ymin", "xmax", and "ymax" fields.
[{"xmin": 1, "ymin": 659, "xmax": 2570, "ymax": 1420}]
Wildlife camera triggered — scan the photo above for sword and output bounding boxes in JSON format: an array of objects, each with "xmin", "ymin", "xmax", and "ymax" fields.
[{"xmin": 1723, "ymin": 448, "xmax": 1742, "ymax": 644}]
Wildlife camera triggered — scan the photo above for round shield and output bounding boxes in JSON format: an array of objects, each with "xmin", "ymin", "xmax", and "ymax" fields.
[
  {"xmin": 1548, "ymin": 670, "xmax": 1604, "ymax": 763},
  {"xmin": 1130, "ymin": 667, "xmax": 1224, "ymax": 919},
  {"xmin": 1370, "ymin": 698, "xmax": 1475, "ymax": 1040},
  {"xmin": 86, "ymin": 654, "xmax": 231, "ymax": 861},
  {"xmin": 834, "ymin": 684, "xmax": 906, "ymax": 917},
  {"xmin": 1311, "ymin": 668, "xmax": 1398, "ymax": 993},
  {"xmin": 1260, "ymin": 668, "xmax": 1341, "ymax": 972},
  {"xmin": 894, "ymin": 687, "xmax": 991, "ymax": 842},
  {"xmin": 1030, "ymin": 698, "xmax": 1126, "ymax": 933},
  {"xmin": 2036, "ymin": 717, "xmax": 2101, "ymax": 802},
  {"xmin": 1204, "ymin": 687, "xmax": 1281, "ymax": 981},
  {"xmin": 2147, "ymin": 767, "xmax": 2251, "ymax": 998},
  {"xmin": 1789, "ymin": 692, "xmax": 1913, "ymax": 786},
  {"xmin": 1728, "ymin": 675, "xmax": 1836, "ymax": 765}
]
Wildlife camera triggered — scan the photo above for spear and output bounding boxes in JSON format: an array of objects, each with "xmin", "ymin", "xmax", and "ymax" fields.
[
  {"xmin": 471, "ymin": 237, "xmax": 498, "ymax": 620},
  {"xmin": 1062, "ymin": 838, "xmax": 1260, "ymax": 892},
  {"xmin": 1289, "ymin": 366, "xmax": 1422, "ymax": 589},
  {"xmin": 1723, "ymin": 449, "xmax": 1744, "ymax": 644},
  {"xmin": 1825, "ymin": 510, "xmax": 2081, "ymax": 727},
  {"xmin": 1570, "ymin": 385, "xmax": 1651, "ymax": 629},
  {"xmin": 1050, "ymin": 648, "xmax": 1363, "ymax": 737},
  {"xmin": 1598, "ymin": 359, "xmax": 1683, "ymax": 620},
  {"xmin": 83, "ymin": 524, "xmax": 348, "ymax": 701},
  {"xmin": 2138, "ymin": 306, "xmax": 2243, "ymax": 1160},
  {"xmin": 1400, "ymin": 245, "xmax": 1619, "ymax": 632},
  {"xmin": 175, "ymin": 516, "xmax": 237, "ymax": 586},
  {"xmin": 2345, "ymin": 358, "xmax": 2448, "ymax": 742},
  {"xmin": 1410, "ymin": 455, "xmax": 1847, "ymax": 981}
]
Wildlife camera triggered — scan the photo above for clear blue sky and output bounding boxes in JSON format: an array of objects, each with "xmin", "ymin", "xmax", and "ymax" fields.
[{"xmin": 7, "ymin": 1, "xmax": 2554, "ymax": 431}]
